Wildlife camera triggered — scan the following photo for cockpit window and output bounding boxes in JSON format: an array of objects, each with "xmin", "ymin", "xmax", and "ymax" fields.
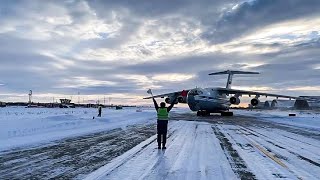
[{"xmin": 189, "ymin": 90, "xmax": 199, "ymax": 96}]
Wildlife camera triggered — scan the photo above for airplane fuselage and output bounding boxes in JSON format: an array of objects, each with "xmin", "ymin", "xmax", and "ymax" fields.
[{"xmin": 186, "ymin": 87, "xmax": 230, "ymax": 112}]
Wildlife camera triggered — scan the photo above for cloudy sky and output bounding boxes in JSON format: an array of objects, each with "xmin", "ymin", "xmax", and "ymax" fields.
[{"xmin": 0, "ymin": 0, "xmax": 319, "ymax": 105}]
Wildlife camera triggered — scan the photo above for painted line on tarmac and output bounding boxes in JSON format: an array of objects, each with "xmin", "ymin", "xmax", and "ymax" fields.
[{"xmin": 238, "ymin": 127, "xmax": 304, "ymax": 180}]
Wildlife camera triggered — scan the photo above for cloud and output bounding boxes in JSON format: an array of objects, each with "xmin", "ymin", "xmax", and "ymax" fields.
[
  {"xmin": 58, "ymin": 76, "xmax": 117, "ymax": 88},
  {"xmin": 86, "ymin": 0, "xmax": 232, "ymax": 18},
  {"xmin": 152, "ymin": 74, "xmax": 195, "ymax": 82},
  {"xmin": 288, "ymin": 86, "xmax": 320, "ymax": 91},
  {"xmin": 201, "ymin": 0, "xmax": 320, "ymax": 43},
  {"xmin": 0, "ymin": 0, "xmax": 319, "ymax": 104}
]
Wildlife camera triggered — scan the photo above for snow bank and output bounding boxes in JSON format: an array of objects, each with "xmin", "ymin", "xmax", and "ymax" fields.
[
  {"xmin": 234, "ymin": 109, "xmax": 320, "ymax": 130},
  {"xmin": 0, "ymin": 107, "xmax": 157, "ymax": 151}
]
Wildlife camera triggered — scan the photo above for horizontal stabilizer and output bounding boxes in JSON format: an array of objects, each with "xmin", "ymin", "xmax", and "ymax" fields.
[
  {"xmin": 209, "ymin": 70, "xmax": 259, "ymax": 75},
  {"xmin": 208, "ymin": 70, "xmax": 259, "ymax": 89}
]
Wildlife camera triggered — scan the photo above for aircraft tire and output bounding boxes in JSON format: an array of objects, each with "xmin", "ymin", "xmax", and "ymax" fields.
[
  {"xmin": 197, "ymin": 110, "xmax": 209, "ymax": 116},
  {"xmin": 221, "ymin": 111, "xmax": 233, "ymax": 116},
  {"xmin": 203, "ymin": 111, "xmax": 210, "ymax": 116}
]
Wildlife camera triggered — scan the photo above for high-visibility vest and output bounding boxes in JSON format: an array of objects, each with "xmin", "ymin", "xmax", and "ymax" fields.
[{"xmin": 157, "ymin": 108, "xmax": 169, "ymax": 120}]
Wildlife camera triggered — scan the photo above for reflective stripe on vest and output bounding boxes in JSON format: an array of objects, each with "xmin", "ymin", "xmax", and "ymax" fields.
[{"xmin": 157, "ymin": 108, "xmax": 169, "ymax": 120}]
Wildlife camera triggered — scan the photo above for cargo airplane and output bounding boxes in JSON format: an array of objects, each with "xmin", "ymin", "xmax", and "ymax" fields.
[{"xmin": 144, "ymin": 70, "xmax": 299, "ymax": 116}]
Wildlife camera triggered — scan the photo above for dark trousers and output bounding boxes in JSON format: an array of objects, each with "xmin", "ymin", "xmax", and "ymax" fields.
[{"xmin": 157, "ymin": 120, "xmax": 168, "ymax": 147}]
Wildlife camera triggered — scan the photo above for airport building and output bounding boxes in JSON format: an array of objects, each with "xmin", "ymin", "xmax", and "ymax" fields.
[{"xmin": 0, "ymin": 101, "xmax": 6, "ymax": 107}]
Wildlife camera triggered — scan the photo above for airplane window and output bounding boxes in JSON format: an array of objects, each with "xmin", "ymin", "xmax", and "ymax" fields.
[{"xmin": 189, "ymin": 90, "xmax": 199, "ymax": 95}]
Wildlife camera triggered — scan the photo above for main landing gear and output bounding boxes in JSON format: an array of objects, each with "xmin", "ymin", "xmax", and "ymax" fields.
[
  {"xmin": 221, "ymin": 111, "xmax": 233, "ymax": 116},
  {"xmin": 196, "ymin": 110, "xmax": 210, "ymax": 116},
  {"xmin": 197, "ymin": 110, "xmax": 234, "ymax": 116}
]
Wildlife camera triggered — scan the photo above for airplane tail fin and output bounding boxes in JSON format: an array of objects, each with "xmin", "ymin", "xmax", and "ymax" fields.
[{"xmin": 208, "ymin": 70, "xmax": 259, "ymax": 89}]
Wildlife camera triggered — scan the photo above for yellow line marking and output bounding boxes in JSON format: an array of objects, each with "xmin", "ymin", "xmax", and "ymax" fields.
[
  {"xmin": 238, "ymin": 129, "xmax": 287, "ymax": 168},
  {"xmin": 237, "ymin": 128, "xmax": 304, "ymax": 180},
  {"xmin": 251, "ymin": 141, "xmax": 288, "ymax": 168}
]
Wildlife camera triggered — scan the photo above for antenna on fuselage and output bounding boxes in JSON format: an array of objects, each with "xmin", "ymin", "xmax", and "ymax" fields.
[{"xmin": 208, "ymin": 70, "xmax": 259, "ymax": 89}]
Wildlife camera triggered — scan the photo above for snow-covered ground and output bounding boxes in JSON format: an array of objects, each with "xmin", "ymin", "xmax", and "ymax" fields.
[
  {"xmin": 0, "ymin": 107, "xmax": 158, "ymax": 151},
  {"xmin": 233, "ymin": 109, "xmax": 320, "ymax": 131},
  {"xmin": 85, "ymin": 121, "xmax": 238, "ymax": 180},
  {"xmin": 1, "ymin": 108, "xmax": 320, "ymax": 179},
  {"xmin": 86, "ymin": 109, "xmax": 320, "ymax": 180}
]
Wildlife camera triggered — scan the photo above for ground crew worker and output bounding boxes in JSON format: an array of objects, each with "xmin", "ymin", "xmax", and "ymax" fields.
[
  {"xmin": 98, "ymin": 106, "xmax": 102, "ymax": 117},
  {"xmin": 152, "ymin": 94, "xmax": 178, "ymax": 149}
]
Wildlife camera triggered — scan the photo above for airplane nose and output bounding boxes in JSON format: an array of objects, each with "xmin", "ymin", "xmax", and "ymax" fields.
[{"xmin": 187, "ymin": 89, "xmax": 200, "ymax": 111}]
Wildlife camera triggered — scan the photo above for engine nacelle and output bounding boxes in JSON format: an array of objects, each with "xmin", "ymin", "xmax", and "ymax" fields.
[
  {"xmin": 165, "ymin": 97, "xmax": 178, "ymax": 104},
  {"xmin": 230, "ymin": 96, "xmax": 240, "ymax": 105},
  {"xmin": 165, "ymin": 97, "xmax": 171, "ymax": 104},
  {"xmin": 271, "ymin": 100, "xmax": 277, "ymax": 108},
  {"xmin": 178, "ymin": 96, "xmax": 187, "ymax": 103},
  {"xmin": 251, "ymin": 98, "xmax": 260, "ymax": 106}
]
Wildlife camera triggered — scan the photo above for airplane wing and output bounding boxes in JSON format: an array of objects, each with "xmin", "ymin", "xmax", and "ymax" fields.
[
  {"xmin": 216, "ymin": 87, "xmax": 299, "ymax": 99},
  {"xmin": 143, "ymin": 90, "xmax": 189, "ymax": 99}
]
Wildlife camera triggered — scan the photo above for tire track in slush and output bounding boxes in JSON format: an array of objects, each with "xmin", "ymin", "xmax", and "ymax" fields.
[
  {"xmin": 0, "ymin": 123, "xmax": 156, "ymax": 180},
  {"xmin": 234, "ymin": 126, "xmax": 319, "ymax": 179},
  {"xmin": 212, "ymin": 125, "xmax": 256, "ymax": 180},
  {"xmin": 102, "ymin": 121, "xmax": 182, "ymax": 178},
  {"xmin": 143, "ymin": 122, "xmax": 197, "ymax": 180},
  {"xmin": 239, "ymin": 126, "xmax": 320, "ymax": 168}
]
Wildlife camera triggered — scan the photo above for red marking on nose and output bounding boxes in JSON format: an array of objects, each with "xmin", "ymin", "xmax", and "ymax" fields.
[{"xmin": 181, "ymin": 90, "xmax": 188, "ymax": 97}]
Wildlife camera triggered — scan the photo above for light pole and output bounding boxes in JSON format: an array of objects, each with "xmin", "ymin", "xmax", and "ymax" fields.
[
  {"xmin": 28, "ymin": 90, "xmax": 32, "ymax": 106},
  {"xmin": 78, "ymin": 92, "xmax": 80, "ymax": 105}
]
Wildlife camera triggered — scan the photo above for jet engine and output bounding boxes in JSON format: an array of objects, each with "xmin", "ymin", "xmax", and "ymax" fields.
[
  {"xmin": 271, "ymin": 100, "xmax": 277, "ymax": 108},
  {"xmin": 229, "ymin": 96, "xmax": 240, "ymax": 105},
  {"xmin": 251, "ymin": 98, "xmax": 260, "ymax": 106},
  {"xmin": 178, "ymin": 96, "xmax": 187, "ymax": 103},
  {"xmin": 165, "ymin": 97, "xmax": 178, "ymax": 104},
  {"xmin": 165, "ymin": 97, "xmax": 171, "ymax": 104}
]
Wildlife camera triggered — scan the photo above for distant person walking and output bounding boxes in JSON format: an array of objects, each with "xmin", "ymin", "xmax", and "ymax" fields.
[
  {"xmin": 152, "ymin": 93, "xmax": 178, "ymax": 149},
  {"xmin": 98, "ymin": 106, "xmax": 102, "ymax": 117}
]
